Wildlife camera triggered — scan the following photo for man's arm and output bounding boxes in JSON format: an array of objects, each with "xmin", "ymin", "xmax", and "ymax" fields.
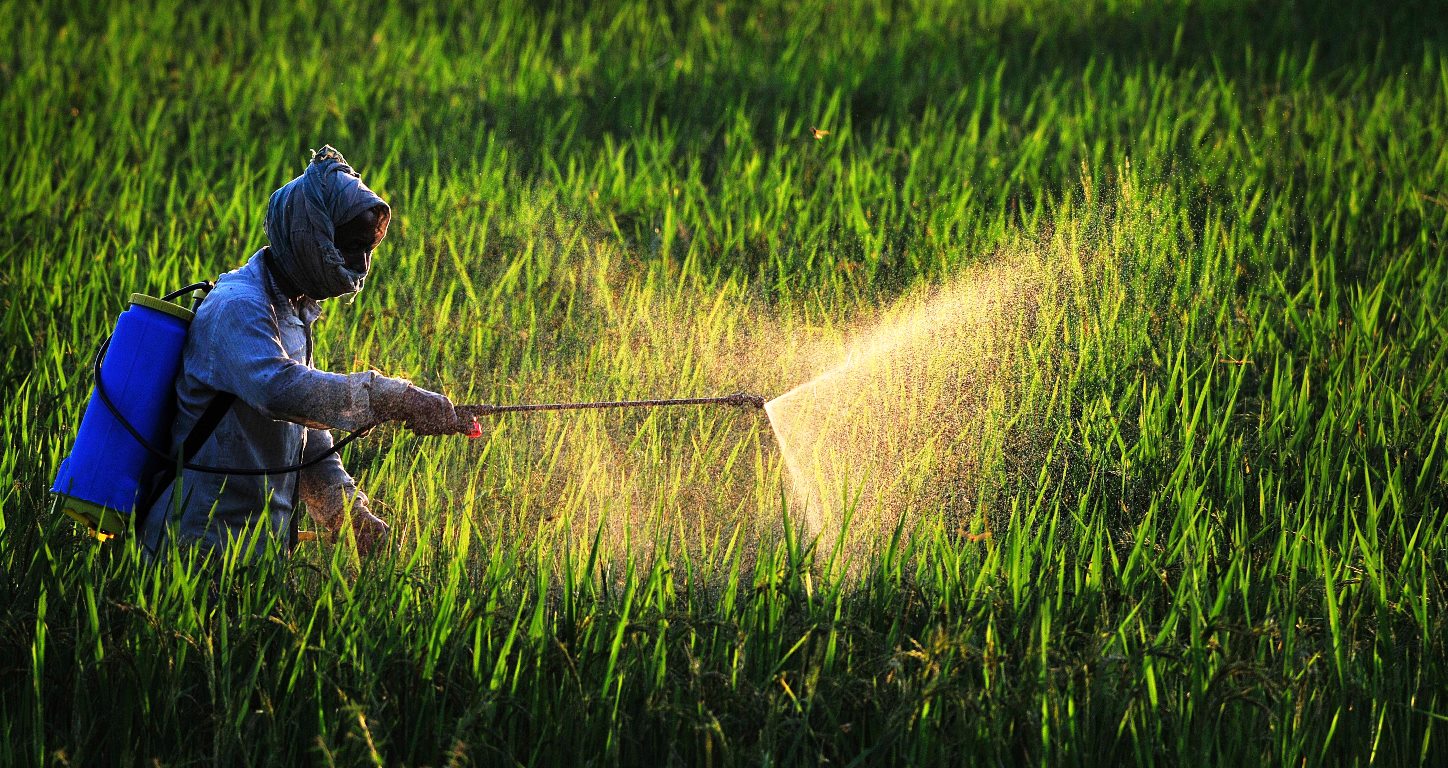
[{"xmin": 194, "ymin": 290, "xmax": 411, "ymax": 432}]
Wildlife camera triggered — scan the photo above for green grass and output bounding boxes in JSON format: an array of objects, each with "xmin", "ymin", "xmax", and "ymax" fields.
[{"xmin": 3, "ymin": 0, "xmax": 1447, "ymax": 764}]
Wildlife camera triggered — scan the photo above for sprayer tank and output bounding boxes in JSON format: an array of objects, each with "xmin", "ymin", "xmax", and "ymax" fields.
[{"xmin": 50, "ymin": 294, "xmax": 193, "ymax": 537}]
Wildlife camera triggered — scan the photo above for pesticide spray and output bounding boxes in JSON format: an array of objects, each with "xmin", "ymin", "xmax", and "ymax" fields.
[{"xmin": 754, "ymin": 263, "xmax": 1036, "ymax": 554}]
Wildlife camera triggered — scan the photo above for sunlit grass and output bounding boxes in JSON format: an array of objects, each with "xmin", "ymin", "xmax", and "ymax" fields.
[{"xmin": 2, "ymin": 0, "xmax": 1447, "ymax": 764}]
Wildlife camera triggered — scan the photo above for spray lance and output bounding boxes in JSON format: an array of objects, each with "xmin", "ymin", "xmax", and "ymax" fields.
[{"xmin": 453, "ymin": 392, "xmax": 766, "ymax": 437}]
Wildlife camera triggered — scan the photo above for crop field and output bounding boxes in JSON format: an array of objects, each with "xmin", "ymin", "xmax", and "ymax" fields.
[{"xmin": 3, "ymin": 0, "xmax": 1447, "ymax": 764}]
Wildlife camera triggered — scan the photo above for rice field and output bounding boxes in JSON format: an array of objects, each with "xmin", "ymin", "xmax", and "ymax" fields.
[{"xmin": 2, "ymin": 0, "xmax": 1446, "ymax": 764}]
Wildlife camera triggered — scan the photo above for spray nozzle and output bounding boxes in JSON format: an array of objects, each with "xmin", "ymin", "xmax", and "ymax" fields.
[{"xmin": 723, "ymin": 391, "xmax": 767, "ymax": 409}]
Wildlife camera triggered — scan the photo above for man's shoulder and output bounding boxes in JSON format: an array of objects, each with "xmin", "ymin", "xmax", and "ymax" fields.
[{"xmin": 196, "ymin": 256, "xmax": 277, "ymax": 325}]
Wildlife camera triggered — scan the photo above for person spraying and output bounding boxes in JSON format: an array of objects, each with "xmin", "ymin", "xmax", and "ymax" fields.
[
  {"xmin": 138, "ymin": 146, "xmax": 462, "ymax": 558},
  {"xmin": 51, "ymin": 145, "xmax": 768, "ymax": 558}
]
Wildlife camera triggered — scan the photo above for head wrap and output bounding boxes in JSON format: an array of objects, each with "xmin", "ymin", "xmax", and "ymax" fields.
[{"xmin": 264, "ymin": 145, "xmax": 390, "ymax": 300}]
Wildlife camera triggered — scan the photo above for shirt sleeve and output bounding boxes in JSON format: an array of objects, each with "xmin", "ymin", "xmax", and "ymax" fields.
[{"xmin": 191, "ymin": 290, "xmax": 409, "ymax": 432}]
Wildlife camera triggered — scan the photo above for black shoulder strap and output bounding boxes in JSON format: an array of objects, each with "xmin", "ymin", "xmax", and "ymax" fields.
[
  {"xmin": 132, "ymin": 279, "xmax": 236, "ymax": 532},
  {"xmin": 136, "ymin": 393, "xmax": 238, "ymax": 524},
  {"xmin": 181, "ymin": 392, "xmax": 238, "ymax": 462},
  {"xmin": 179, "ymin": 282, "xmax": 236, "ymax": 462}
]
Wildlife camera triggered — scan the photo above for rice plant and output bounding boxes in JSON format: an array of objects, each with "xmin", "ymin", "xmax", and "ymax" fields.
[{"xmin": 2, "ymin": 0, "xmax": 1445, "ymax": 764}]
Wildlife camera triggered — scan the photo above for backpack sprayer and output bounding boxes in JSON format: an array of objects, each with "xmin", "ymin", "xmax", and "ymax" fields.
[{"xmin": 50, "ymin": 283, "xmax": 767, "ymax": 540}]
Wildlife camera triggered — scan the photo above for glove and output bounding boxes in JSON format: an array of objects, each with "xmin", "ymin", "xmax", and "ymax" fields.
[
  {"xmin": 303, "ymin": 484, "xmax": 389, "ymax": 555},
  {"xmin": 351, "ymin": 504, "xmax": 390, "ymax": 556},
  {"xmin": 340, "ymin": 488, "xmax": 390, "ymax": 555},
  {"xmin": 375, "ymin": 382, "xmax": 462, "ymax": 436}
]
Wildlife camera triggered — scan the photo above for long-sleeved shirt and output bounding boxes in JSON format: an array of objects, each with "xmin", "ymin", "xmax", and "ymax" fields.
[{"xmin": 140, "ymin": 249, "xmax": 406, "ymax": 558}]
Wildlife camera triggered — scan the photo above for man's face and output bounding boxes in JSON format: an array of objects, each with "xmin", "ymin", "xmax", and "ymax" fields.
[{"xmin": 335, "ymin": 206, "xmax": 389, "ymax": 273}]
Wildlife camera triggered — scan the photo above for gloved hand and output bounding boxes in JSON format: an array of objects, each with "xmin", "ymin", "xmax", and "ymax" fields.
[
  {"xmin": 350, "ymin": 503, "xmax": 390, "ymax": 556},
  {"xmin": 301, "ymin": 485, "xmax": 391, "ymax": 554},
  {"xmin": 375, "ymin": 382, "xmax": 463, "ymax": 436}
]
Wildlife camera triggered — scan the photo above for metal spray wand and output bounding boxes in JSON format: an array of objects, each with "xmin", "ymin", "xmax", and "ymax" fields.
[{"xmin": 454, "ymin": 392, "xmax": 767, "ymax": 437}]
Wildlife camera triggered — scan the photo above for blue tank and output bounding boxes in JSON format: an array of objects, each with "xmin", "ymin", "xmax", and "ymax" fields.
[{"xmin": 51, "ymin": 294, "xmax": 193, "ymax": 538}]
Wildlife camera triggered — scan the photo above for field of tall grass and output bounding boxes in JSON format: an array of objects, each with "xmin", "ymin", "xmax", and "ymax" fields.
[{"xmin": 3, "ymin": 0, "xmax": 1446, "ymax": 764}]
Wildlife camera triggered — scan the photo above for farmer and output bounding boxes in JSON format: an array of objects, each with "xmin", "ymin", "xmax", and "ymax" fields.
[{"xmin": 141, "ymin": 146, "xmax": 461, "ymax": 559}]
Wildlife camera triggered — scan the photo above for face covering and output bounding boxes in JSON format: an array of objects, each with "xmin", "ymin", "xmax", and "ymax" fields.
[
  {"xmin": 334, "ymin": 205, "xmax": 390, "ymax": 276},
  {"xmin": 264, "ymin": 145, "xmax": 390, "ymax": 301}
]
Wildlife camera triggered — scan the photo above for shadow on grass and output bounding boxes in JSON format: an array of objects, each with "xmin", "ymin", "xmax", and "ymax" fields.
[{"xmin": 367, "ymin": 0, "xmax": 1442, "ymax": 283}]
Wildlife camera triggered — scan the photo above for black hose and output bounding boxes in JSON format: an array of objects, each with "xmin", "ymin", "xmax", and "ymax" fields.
[
  {"xmin": 91, "ymin": 291, "xmax": 377, "ymax": 477},
  {"xmin": 160, "ymin": 282, "xmax": 216, "ymax": 302}
]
